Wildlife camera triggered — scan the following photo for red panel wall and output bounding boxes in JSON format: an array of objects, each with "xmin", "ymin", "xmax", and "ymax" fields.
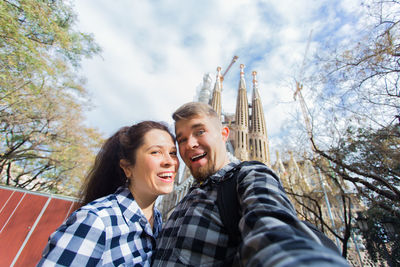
[
  {"xmin": 14, "ymin": 199, "xmax": 75, "ymax": 267},
  {"xmin": 0, "ymin": 193, "xmax": 47, "ymax": 266},
  {"xmin": 0, "ymin": 188, "xmax": 13, "ymax": 208},
  {"xmin": 0, "ymin": 187, "xmax": 77, "ymax": 266},
  {"xmin": 0, "ymin": 190, "xmax": 24, "ymax": 231}
]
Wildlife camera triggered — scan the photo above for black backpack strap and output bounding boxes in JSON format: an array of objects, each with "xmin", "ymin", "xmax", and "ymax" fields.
[
  {"xmin": 216, "ymin": 170, "xmax": 241, "ymax": 245},
  {"xmin": 216, "ymin": 161, "xmax": 263, "ymax": 246}
]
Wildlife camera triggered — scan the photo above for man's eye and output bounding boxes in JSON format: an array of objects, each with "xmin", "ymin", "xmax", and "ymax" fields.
[
  {"xmin": 170, "ymin": 151, "xmax": 177, "ymax": 156},
  {"xmin": 195, "ymin": 130, "xmax": 205, "ymax": 136},
  {"xmin": 177, "ymin": 138, "xmax": 186, "ymax": 144},
  {"xmin": 151, "ymin": 151, "xmax": 160, "ymax": 154}
]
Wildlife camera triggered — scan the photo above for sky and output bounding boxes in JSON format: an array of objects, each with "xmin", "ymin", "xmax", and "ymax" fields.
[{"xmin": 73, "ymin": 0, "xmax": 363, "ymax": 160}]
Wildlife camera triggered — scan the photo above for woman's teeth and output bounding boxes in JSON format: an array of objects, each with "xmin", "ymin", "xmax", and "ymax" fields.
[{"xmin": 158, "ymin": 173, "xmax": 173, "ymax": 178}]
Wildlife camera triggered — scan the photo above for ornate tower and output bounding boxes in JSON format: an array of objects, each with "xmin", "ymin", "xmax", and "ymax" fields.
[
  {"xmin": 198, "ymin": 73, "xmax": 212, "ymax": 104},
  {"xmin": 210, "ymin": 67, "xmax": 222, "ymax": 118},
  {"xmin": 249, "ymin": 71, "xmax": 270, "ymax": 165},
  {"xmin": 233, "ymin": 64, "xmax": 250, "ymax": 160}
]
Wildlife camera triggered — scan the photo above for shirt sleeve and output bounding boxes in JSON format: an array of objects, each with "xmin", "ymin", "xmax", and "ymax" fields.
[
  {"xmin": 237, "ymin": 164, "xmax": 350, "ymax": 267},
  {"xmin": 37, "ymin": 209, "xmax": 106, "ymax": 267}
]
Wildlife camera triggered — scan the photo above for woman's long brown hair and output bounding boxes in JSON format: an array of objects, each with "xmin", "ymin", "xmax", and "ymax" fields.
[{"xmin": 78, "ymin": 121, "xmax": 174, "ymax": 207}]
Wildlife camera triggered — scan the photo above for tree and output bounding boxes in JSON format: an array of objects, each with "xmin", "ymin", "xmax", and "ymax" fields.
[
  {"xmin": 281, "ymin": 0, "xmax": 400, "ymax": 264},
  {"xmin": 0, "ymin": 0, "xmax": 103, "ymax": 195},
  {"xmin": 311, "ymin": 125, "xmax": 400, "ymax": 216},
  {"xmin": 291, "ymin": 0, "xmax": 400, "ymax": 214}
]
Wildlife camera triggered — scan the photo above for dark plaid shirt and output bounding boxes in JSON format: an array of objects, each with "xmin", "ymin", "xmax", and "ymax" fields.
[
  {"xmin": 38, "ymin": 186, "xmax": 161, "ymax": 267},
  {"xmin": 152, "ymin": 161, "xmax": 349, "ymax": 267}
]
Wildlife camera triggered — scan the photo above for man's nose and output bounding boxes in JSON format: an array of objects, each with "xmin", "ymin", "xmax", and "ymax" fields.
[{"xmin": 187, "ymin": 136, "xmax": 199, "ymax": 149}]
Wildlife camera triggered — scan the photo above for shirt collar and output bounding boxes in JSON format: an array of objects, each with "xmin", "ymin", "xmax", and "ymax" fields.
[
  {"xmin": 115, "ymin": 186, "xmax": 141, "ymax": 223},
  {"xmin": 115, "ymin": 186, "xmax": 162, "ymax": 236}
]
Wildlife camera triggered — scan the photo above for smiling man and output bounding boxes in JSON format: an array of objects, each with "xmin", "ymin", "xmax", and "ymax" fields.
[
  {"xmin": 175, "ymin": 110, "xmax": 229, "ymax": 181},
  {"xmin": 152, "ymin": 102, "xmax": 350, "ymax": 267}
]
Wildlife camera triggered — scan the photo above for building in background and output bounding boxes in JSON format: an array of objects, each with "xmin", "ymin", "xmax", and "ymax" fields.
[
  {"xmin": 159, "ymin": 63, "xmax": 271, "ymax": 220},
  {"xmin": 158, "ymin": 62, "xmax": 371, "ymax": 266}
]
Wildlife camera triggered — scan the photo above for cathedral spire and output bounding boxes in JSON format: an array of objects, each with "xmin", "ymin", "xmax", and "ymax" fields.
[
  {"xmin": 249, "ymin": 71, "xmax": 270, "ymax": 165},
  {"xmin": 239, "ymin": 63, "xmax": 246, "ymax": 91},
  {"xmin": 210, "ymin": 67, "xmax": 222, "ymax": 118},
  {"xmin": 252, "ymin": 71, "xmax": 261, "ymax": 101},
  {"xmin": 233, "ymin": 64, "xmax": 249, "ymax": 161}
]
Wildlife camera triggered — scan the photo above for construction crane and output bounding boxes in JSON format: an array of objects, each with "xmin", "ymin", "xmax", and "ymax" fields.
[
  {"xmin": 294, "ymin": 31, "xmax": 313, "ymax": 142},
  {"xmin": 293, "ymin": 30, "xmax": 342, "ymax": 250},
  {"xmin": 220, "ymin": 55, "xmax": 238, "ymax": 81}
]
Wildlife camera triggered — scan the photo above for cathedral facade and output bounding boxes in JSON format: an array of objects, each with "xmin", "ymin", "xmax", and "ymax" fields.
[
  {"xmin": 159, "ymin": 63, "xmax": 271, "ymax": 220},
  {"xmin": 157, "ymin": 63, "xmax": 370, "ymax": 266},
  {"xmin": 210, "ymin": 64, "xmax": 270, "ymax": 165}
]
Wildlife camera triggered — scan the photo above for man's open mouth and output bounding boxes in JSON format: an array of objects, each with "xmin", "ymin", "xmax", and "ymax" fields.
[{"xmin": 190, "ymin": 152, "xmax": 207, "ymax": 162}]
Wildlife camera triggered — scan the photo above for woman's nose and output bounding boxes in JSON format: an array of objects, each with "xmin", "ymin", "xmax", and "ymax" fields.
[{"xmin": 163, "ymin": 153, "xmax": 177, "ymax": 166}]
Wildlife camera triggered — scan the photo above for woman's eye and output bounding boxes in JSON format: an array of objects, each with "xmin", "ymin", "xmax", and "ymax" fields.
[{"xmin": 151, "ymin": 151, "xmax": 160, "ymax": 155}]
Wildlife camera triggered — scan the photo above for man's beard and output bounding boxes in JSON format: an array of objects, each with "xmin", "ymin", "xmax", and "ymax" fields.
[{"xmin": 189, "ymin": 160, "xmax": 216, "ymax": 182}]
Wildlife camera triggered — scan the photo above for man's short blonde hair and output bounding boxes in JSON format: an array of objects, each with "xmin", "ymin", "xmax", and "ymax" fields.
[{"xmin": 172, "ymin": 102, "xmax": 220, "ymax": 123}]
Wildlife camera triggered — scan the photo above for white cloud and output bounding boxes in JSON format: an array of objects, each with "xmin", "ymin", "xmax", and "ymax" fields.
[{"xmin": 74, "ymin": 0, "xmax": 365, "ymax": 158}]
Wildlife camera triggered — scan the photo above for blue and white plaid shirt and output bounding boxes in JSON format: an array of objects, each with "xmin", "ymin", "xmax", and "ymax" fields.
[
  {"xmin": 38, "ymin": 186, "xmax": 161, "ymax": 267},
  {"xmin": 152, "ymin": 161, "xmax": 350, "ymax": 267}
]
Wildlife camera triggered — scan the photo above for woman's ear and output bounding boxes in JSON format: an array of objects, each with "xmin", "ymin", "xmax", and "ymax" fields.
[{"xmin": 120, "ymin": 159, "xmax": 132, "ymax": 179}]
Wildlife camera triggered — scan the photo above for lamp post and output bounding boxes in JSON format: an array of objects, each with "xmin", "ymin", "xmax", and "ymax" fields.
[
  {"xmin": 382, "ymin": 217, "xmax": 396, "ymax": 239},
  {"xmin": 356, "ymin": 213, "xmax": 368, "ymax": 232},
  {"xmin": 382, "ymin": 217, "xmax": 397, "ymax": 267}
]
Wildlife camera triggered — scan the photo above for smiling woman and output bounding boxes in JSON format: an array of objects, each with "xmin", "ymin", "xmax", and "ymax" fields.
[
  {"xmin": 120, "ymin": 128, "xmax": 179, "ymax": 214},
  {"xmin": 37, "ymin": 121, "xmax": 179, "ymax": 266}
]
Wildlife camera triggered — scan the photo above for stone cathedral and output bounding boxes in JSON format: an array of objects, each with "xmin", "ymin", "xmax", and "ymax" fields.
[
  {"xmin": 159, "ymin": 63, "xmax": 273, "ymax": 220},
  {"xmin": 158, "ymin": 63, "xmax": 370, "ymax": 266},
  {"xmin": 212, "ymin": 64, "xmax": 270, "ymax": 165}
]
